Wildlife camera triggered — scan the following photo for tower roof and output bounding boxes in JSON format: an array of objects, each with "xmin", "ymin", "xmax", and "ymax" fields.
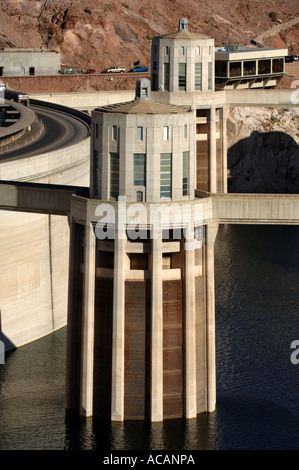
[
  {"xmin": 95, "ymin": 100, "xmax": 191, "ymax": 115},
  {"xmin": 156, "ymin": 30, "xmax": 211, "ymax": 40}
]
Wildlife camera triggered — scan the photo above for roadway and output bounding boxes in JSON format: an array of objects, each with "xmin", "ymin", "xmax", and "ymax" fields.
[{"xmin": 0, "ymin": 101, "xmax": 90, "ymax": 162}]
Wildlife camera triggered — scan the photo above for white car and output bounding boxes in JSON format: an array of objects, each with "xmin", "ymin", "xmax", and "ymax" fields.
[{"xmin": 107, "ymin": 66, "xmax": 125, "ymax": 73}]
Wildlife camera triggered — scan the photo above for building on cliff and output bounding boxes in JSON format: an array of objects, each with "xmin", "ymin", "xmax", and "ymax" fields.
[{"xmin": 0, "ymin": 49, "xmax": 61, "ymax": 77}]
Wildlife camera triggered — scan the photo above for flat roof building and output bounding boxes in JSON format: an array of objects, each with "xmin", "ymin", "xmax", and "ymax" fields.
[
  {"xmin": 0, "ymin": 49, "xmax": 61, "ymax": 77},
  {"xmin": 215, "ymin": 44, "xmax": 288, "ymax": 90}
]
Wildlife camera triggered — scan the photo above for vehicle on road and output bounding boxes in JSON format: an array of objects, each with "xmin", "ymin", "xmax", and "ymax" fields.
[
  {"xmin": 82, "ymin": 69, "xmax": 96, "ymax": 74},
  {"xmin": 106, "ymin": 66, "xmax": 126, "ymax": 73},
  {"xmin": 129, "ymin": 65, "xmax": 149, "ymax": 72}
]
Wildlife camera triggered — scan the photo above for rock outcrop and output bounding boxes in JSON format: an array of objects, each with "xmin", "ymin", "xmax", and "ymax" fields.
[
  {"xmin": 228, "ymin": 106, "xmax": 299, "ymax": 193},
  {"xmin": 0, "ymin": 0, "xmax": 298, "ymax": 73}
]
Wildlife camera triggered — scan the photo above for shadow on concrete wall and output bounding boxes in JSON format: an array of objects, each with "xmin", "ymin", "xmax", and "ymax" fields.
[
  {"xmin": 0, "ymin": 309, "xmax": 16, "ymax": 354},
  {"xmin": 228, "ymin": 130, "xmax": 299, "ymax": 194}
]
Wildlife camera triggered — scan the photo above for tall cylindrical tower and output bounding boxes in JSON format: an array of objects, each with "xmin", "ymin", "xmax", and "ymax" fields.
[{"xmin": 66, "ymin": 78, "xmax": 218, "ymax": 421}]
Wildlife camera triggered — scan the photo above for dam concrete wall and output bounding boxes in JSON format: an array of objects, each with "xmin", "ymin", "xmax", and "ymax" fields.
[{"xmin": 0, "ymin": 132, "xmax": 90, "ymax": 350}]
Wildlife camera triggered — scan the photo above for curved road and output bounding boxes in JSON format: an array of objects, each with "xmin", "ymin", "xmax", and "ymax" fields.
[{"xmin": 1, "ymin": 102, "xmax": 90, "ymax": 162}]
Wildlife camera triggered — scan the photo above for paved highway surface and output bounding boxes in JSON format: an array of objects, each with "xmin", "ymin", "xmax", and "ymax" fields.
[{"xmin": 0, "ymin": 102, "xmax": 90, "ymax": 162}]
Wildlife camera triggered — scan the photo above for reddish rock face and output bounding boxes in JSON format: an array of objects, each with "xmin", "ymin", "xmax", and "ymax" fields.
[{"xmin": 0, "ymin": 0, "xmax": 297, "ymax": 92}]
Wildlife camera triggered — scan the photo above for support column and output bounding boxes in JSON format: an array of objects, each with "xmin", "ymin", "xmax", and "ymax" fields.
[
  {"xmin": 151, "ymin": 231, "xmax": 163, "ymax": 421},
  {"xmin": 222, "ymin": 106, "xmax": 228, "ymax": 193},
  {"xmin": 209, "ymin": 106, "xmax": 217, "ymax": 193},
  {"xmin": 111, "ymin": 223, "xmax": 126, "ymax": 421},
  {"xmin": 66, "ymin": 218, "xmax": 80, "ymax": 410},
  {"xmin": 206, "ymin": 221, "xmax": 219, "ymax": 413},
  {"xmin": 80, "ymin": 221, "xmax": 96, "ymax": 417},
  {"xmin": 184, "ymin": 241, "xmax": 197, "ymax": 419}
]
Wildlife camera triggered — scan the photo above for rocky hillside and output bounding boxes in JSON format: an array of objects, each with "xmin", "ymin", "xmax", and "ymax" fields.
[
  {"xmin": 0, "ymin": 0, "xmax": 298, "ymax": 73},
  {"xmin": 227, "ymin": 106, "xmax": 299, "ymax": 193}
]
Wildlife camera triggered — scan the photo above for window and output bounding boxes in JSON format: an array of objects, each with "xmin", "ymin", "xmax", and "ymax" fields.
[
  {"xmin": 196, "ymin": 46, "xmax": 200, "ymax": 56},
  {"xmin": 134, "ymin": 153, "xmax": 146, "ymax": 186},
  {"xmin": 208, "ymin": 62, "xmax": 212, "ymax": 90},
  {"xmin": 95, "ymin": 123, "xmax": 99, "ymax": 138},
  {"xmin": 272, "ymin": 58, "xmax": 283, "ymax": 73},
  {"xmin": 154, "ymin": 45, "xmax": 158, "ymax": 55},
  {"xmin": 137, "ymin": 126, "xmax": 143, "ymax": 141},
  {"xmin": 29, "ymin": 67, "xmax": 35, "ymax": 76},
  {"xmin": 181, "ymin": 46, "xmax": 185, "ymax": 55},
  {"xmin": 163, "ymin": 126, "xmax": 169, "ymax": 140},
  {"xmin": 160, "ymin": 153, "xmax": 172, "ymax": 198},
  {"xmin": 243, "ymin": 60, "xmax": 256, "ymax": 76},
  {"xmin": 110, "ymin": 153, "xmax": 119, "ymax": 198},
  {"xmin": 258, "ymin": 59, "xmax": 271, "ymax": 75},
  {"xmin": 136, "ymin": 191, "xmax": 143, "ymax": 202},
  {"xmin": 229, "ymin": 61, "xmax": 241, "ymax": 77},
  {"xmin": 215, "ymin": 61, "xmax": 228, "ymax": 77},
  {"xmin": 184, "ymin": 125, "xmax": 188, "ymax": 139},
  {"xmin": 183, "ymin": 151, "xmax": 189, "ymax": 196},
  {"xmin": 141, "ymin": 87, "xmax": 148, "ymax": 98},
  {"xmin": 195, "ymin": 62, "xmax": 202, "ymax": 90},
  {"xmin": 112, "ymin": 125, "xmax": 118, "ymax": 140},
  {"xmin": 178, "ymin": 63, "xmax": 186, "ymax": 91},
  {"xmin": 165, "ymin": 46, "xmax": 169, "ymax": 55},
  {"xmin": 164, "ymin": 62, "xmax": 170, "ymax": 91}
]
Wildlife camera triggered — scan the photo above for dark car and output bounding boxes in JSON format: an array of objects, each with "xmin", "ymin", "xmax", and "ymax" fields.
[{"xmin": 129, "ymin": 65, "xmax": 149, "ymax": 72}]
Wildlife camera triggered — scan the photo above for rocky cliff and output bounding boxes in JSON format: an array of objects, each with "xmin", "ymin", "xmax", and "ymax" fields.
[
  {"xmin": 0, "ymin": 0, "xmax": 298, "ymax": 73},
  {"xmin": 227, "ymin": 106, "xmax": 299, "ymax": 193}
]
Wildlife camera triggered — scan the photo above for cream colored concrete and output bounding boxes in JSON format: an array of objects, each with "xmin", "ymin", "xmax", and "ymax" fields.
[
  {"xmin": 30, "ymin": 91, "xmax": 135, "ymax": 111},
  {"xmin": 184, "ymin": 242, "xmax": 197, "ymax": 419},
  {"xmin": 205, "ymin": 220, "xmax": 219, "ymax": 413},
  {"xmin": 151, "ymin": 232, "xmax": 163, "ymax": 422},
  {"xmin": 0, "ymin": 136, "xmax": 89, "ymax": 350},
  {"xmin": 80, "ymin": 222, "xmax": 96, "ymax": 417},
  {"xmin": 111, "ymin": 226, "xmax": 126, "ymax": 421}
]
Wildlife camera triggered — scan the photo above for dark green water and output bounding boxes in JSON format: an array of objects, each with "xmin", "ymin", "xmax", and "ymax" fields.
[{"xmin": 0, "ymin": 224, "xmax": 299, "ymax": 450}]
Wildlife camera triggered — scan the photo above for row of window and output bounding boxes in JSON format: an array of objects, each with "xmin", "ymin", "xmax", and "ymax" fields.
[
  {"xmin": 153, "ymin": 45, "xmax": 212, "ymax": 56},
  {"xmin": 109, "ymin": 152, "xmax": 189, "ymax": 199},
  {"xmin": 164, "ymin": 62, "xmax": 212, "ymax": 91},
  {"xmin": 95, "ymin": 124, "xmax": 189, "ymax": 142},
  {"xmin": 215, "ymin": 58, "xmax": 284, "ymax": 78}
]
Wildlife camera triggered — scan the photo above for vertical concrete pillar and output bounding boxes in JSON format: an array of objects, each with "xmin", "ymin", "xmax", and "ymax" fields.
[
  {"xmin": 184, "ymin": 241, "xmax": 197, "ymax": 418},
  {"xmin": 80, "ymin": 221, "xmax": 96, "ymax": 417},
  {"xmin": 206, "ymin": 221, "xmax": 218, "ymax": 412},
  {"xmin": 66, "ymin": 218, "xmax": 79, "ymax": 410},
  {"xmin": 151, "ymin": 230, "xmax": 163, "ymax": 421},
  {"xmin": 111, "ymin": 222, "xmax": 126, "ymax": 421},
  {"xmin": 209, "ymin": 107, "xmax": 217, "ymax": 193},
  {"xmin": 222, "ymin": 106, "xmax": 228, "ymax": 193}
]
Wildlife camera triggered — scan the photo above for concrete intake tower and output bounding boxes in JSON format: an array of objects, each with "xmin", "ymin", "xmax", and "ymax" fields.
[{"xmin": 66, "ymin": 19, "xmax": 226, "ymax": 421}]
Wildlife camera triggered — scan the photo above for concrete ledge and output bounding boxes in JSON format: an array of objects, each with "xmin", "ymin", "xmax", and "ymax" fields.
[
  {"xmin": 0, "ymin": 99, "xmax": 36, "ymax": 138},
  {"xmin": 0, "ymin": 180, "xmax": 89, "ymax": 215},
  {"xmin": 225, "ymin": 89, "xmax": 299, "ymax": 107},
  {"xmin": 212, "ymin": 193, "xmax": 299, "ymax": 224}
]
